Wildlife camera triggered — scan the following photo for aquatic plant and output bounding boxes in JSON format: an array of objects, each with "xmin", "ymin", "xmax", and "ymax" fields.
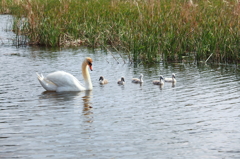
[{"xmin": 1, "ymin": 0, "xmax": 240, "ymax": 63}]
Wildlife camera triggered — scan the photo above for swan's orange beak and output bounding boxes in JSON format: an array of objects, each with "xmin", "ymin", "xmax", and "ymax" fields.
[{"xmin": 89, "ymin": 65, "xmax": 93, "ymax": 71}]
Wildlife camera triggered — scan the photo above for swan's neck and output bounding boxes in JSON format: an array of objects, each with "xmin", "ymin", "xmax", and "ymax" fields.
[{"xmin": 82, "ymin": 62, "xmax": 92, "ymax": 90}]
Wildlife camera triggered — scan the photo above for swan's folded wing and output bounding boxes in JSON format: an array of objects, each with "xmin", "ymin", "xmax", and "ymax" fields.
[{"xmin": 46, "ymin": 71, "xmax": 85, "ymax": 91}]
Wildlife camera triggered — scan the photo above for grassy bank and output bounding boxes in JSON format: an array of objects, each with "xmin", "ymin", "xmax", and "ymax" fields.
[{"xmin": 1, "ymin": 0, "xmax": 240, "ymax": 63}]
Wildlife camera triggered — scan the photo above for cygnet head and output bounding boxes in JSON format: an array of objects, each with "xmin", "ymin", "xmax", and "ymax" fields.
[
  {"xmin": 99, "ymin": 76, "xmax": 104, "ymax": 81},
  {"xmin": 159, "ymin": 75, "xmax": 164, "ymax": 80},
  {"xmin": 172, "ymin": 73, "xmax": 176, "ymax": 79},
  {"xmin": 121, "ymin": 77, "xmax": 125, "ymax": 82}
]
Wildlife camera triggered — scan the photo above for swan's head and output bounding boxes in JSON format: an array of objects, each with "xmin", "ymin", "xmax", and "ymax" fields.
[
  {"xmin": 85, "ymin": 57, "xmax": 93, "ymax": 71},
  {"xmin": 99, "ymin": 76, "xmax": 104, "ymax": 81},
  {"xmin": 159, "ymin": 75, "xmax": 164, "ymax": 80},
  {"xmin": 121, "ymin": 77, "xmax": 125, "ymax": 82},
  {"xmin": 139, "ymin": 74, "xmax": 143, "ymax": 79},
  {"xmin": 172, "ymin": 73, "xmax": 176, "ymax": 79}
]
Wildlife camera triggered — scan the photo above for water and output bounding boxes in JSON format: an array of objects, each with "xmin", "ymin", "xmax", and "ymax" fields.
[{"xmin": 1, "ymin": 15, "xmax": 240, "ymax": 159}]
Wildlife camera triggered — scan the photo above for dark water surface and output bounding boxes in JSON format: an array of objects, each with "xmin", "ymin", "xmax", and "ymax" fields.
[{"xmin": 1, "ymin": 15, "xmax": 240, "ymax": 159}]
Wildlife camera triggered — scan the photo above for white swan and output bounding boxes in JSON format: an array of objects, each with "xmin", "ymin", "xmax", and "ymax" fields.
[
  {"xmin": 117, "ymin": 77, "xmax": 125, "ymax": 85},
  {"xmin": 99, "ymin": 76, "xmax": 108, "ymax": 84},
  {"xmin": 36, "ymin": 57, "xmax": 93, "ymax": 92},
  {"xmin": 132, "ymin": 74, "xmax": 144, "ymax": 83},
  {"xmin": 153, "ymin": 75, "xmax": 164, "ymax": 85},
  {"xmin": 164, "ymin": 73, "xmax": 176, "ymax": 83}
]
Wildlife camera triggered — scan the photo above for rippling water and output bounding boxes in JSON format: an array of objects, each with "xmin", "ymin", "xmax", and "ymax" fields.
[{"xmin": 1, "ymin": 15, "xmax": 240, "ymax": 159}]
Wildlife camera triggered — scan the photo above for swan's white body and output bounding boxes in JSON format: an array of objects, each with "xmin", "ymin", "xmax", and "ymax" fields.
[
  {"xmin": 36, "ymin": 57, "xmax": 93, "ymax": 92},
  {"xmin": 99, "ymin": 76, "xmax": 108, "ymax": 84},
  {"xmin": 132, "ymin": 74, "xmax": 144, "ymax": 83},
  {"xmin": 164, "ymin": 73, "xmax": 176, "ymax": 83},
  {"xmin": 153, "ymin": 75, "xmax": 164, "ymax": 85},
  {"xmin": 117, "ymin": 77, "xmax": 125, "ymax": 85}
]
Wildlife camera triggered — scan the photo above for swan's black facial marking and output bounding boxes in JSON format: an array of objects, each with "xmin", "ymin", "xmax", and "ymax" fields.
[
  {"xmin": 85, "ymin": 57, "xmax": 93, "ymax": 71},
  {"xmin": 88, "ymin": 61, "xmax": 92, "ymax": 67},
  {"xmin": 87, "ymin": 60, "xmax": 93, "ymax": 71}
]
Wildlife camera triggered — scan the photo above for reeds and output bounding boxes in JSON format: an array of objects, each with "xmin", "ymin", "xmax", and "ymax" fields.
[{"xmin": 1, "ymin": 0, "xmax": 240, "ymax": 63}]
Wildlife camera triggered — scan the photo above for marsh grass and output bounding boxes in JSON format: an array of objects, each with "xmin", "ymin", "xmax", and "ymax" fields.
[{"xmin": 1, "ymin": 0, "xmax": 240, "ymax": 63}]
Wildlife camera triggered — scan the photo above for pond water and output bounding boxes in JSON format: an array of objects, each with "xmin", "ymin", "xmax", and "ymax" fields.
[{"xmin": 1, "ymin": 15, "xmax": 240, "ymax": 159}]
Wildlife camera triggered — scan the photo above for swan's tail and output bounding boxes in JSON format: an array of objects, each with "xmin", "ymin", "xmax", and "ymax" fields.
[
  {"xmin": 36, "ymin": 72, "xmax": 44, "ymax": 81},
  {"xmin": 36, "ymin": 72, "xmax": 57, "ymax": 91}
]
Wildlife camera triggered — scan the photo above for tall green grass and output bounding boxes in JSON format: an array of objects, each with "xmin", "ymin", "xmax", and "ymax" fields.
[{"xmin": 1, "ymin": 0, "xmax": 240, "ymax": 63}]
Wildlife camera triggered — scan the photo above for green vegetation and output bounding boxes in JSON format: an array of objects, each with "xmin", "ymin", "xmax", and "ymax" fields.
[{"xmin": 1, "ymin": 0, "xmax": 240, "ymax": 63}]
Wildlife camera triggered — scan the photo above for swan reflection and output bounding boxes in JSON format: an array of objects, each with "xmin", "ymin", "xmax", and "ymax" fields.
[
  {"xmin": 40, "ymin": 91, "xmax": 83, "ymax": 102},
  {"xmin": 39, "ymin": 90, "xmax": 94, "ymax": 123},
  {"xmin": 39, "ymin": 91, "xmax": 92, "ymax": 113},
  {"xmin": 82, "ymin": 90, "xmax": 92, "ymax": 112},
  {"xmin": 82, "ymin": 90, "xmax": 93, "ymax": 123}
]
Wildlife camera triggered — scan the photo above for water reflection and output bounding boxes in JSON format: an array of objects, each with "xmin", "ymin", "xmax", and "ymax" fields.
[
  {"xmin": 39, "ymin": 91, "xmax": 84, "ymax": 102},
  {"xmin": 172, "ymin": 82, "xmax": 176, "ymax": 87},
  {"xmin": 82, "ymin": 90, "xmax": 92, "ymax": 114},
  {"xmin": 159, "ymin": 84, "xmax": 164, "ymax": 90},
  {"xmin": 39, "ymin": 90, "xmax": 94, "ymax": 123}
]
